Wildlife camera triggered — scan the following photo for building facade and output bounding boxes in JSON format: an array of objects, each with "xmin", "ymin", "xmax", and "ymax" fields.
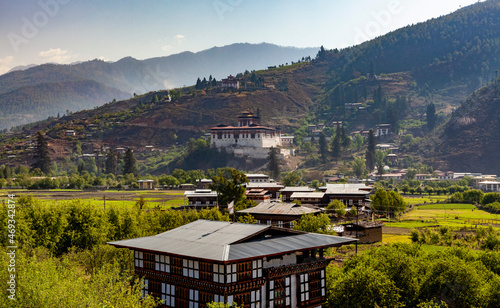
[
  {"xmin": 108, "ymin": 220, "xmax": 356, "ymax": 308},
  {"xmin": 210, "ymin": 111, "xmax": 291, "ymax": 159}
]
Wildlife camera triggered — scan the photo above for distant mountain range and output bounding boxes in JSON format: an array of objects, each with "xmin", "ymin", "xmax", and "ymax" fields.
[{"xmin": 0, "ymin": 43, "xmax": 317, "ymax": 130}]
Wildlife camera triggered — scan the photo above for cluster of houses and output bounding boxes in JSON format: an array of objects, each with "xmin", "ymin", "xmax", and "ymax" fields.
[
  {"xmin": 370, "ymin": 170, "xmax": 500, "ymax": 192},
  {"xmin": 109, "ymin": 173, "xmax": 380, "ymax": 308}
]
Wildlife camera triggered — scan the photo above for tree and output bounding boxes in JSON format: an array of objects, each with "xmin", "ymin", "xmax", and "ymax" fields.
[
  {"xmin": 319, "ymin": 133, "xmax": 328, "ymax": 163},
  {"xmin": 353, "ymin": 133, "xmax": 364, "ymax": 151},
  {"xmin": 267, "ymin": 147, "xmax": 281, "ymax": 180},
  {"xmin": 375, "ymin": 150, "xmax": 387, "ymax": 176},
  {"xmin": 293, "ymin": 214, "xmax": 334, "ymax": 234},
  {"xmin": 352, "ymin": 157, "xmax": 366, "ymax": 178},
  {"xmin": 105, "ymin": 149, "xmax": 118, "ymax": 175},
  {"xmin": 123, "ymin": 148, "xmax": 137, "ymax": 176},
  {"xmin": 327, "ymin": 200, "xmax": 346, "ymax": 218},
  {"xmin": 283, "ymin": 172, "xmax": 301, "ymax": 186},
  {"xmin": 365, "ymin": 129, "xmax": 376, "ymax": 172},
  {"xmin": 426, "ymin": 102, "xmax": 437, "ymax": 131},
  {"xmin": 32, "ymin": 132, "xmax": 51, "ymax": 174},
  {"xmin": 210, "ymin": 168, "xmax": 248, "ymax": 207},
  {"xmin": 331, "ymin": 127, "xmax": 341, "ymax": 162}
]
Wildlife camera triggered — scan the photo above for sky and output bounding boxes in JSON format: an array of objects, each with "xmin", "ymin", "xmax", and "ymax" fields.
[{"xmin": 0, "ymin": 0, "xmax": 486, "ymax": 75}]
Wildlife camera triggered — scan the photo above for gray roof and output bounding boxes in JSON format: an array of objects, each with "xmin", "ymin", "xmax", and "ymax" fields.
[
  {"xmin": 280, "ymin": 186, "xmax": 316, "ymax": 193},
  {"xmin": 246, "ymin": 183, "xmax": 284, "ymax": 189},
  {"xmin": 320, "ymin": 183, "xmax": 372, "ymax": 195},
  {"xmin": 238, "ymin": 202, "xmax": 322, "ymax": 216},
  {"xmin": 290, "ymin": 192, "xmax": 325, "ymax": 199},
  {"xmin": 108, "ymin": 220, "xmax": 355, "ymax": 262}
]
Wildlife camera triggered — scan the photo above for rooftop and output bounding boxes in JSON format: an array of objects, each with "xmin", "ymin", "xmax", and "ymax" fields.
[
  {"xmin": 108, "ymin": 220, "xmax": 356, "ymax": 261},
  {"xmin": 238, "ymin": 202, "xmax": 322, "ymax": 216},
  {"xmin": 280, "ymin": 186, "xmax": 316, "ymax": 193}
]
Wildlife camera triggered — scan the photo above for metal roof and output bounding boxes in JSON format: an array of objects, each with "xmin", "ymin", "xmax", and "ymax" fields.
[
  {"xmin": 237, "ymin": 202, "xmax": 322, "ymax": 216},
  {"xmin": 246, "ymin": 183, "xmax": 284, "ymax": 189},
  {"xmin": 290, "ymin": 192, "xmax": 325, "ymax": 199},
  {"xmin": 320, "ymin": 183, "xmax": 372, "ymax": 195},
  {"xmin": 108, "ymin": 220, "xmax": 355, "ymax": 262},
  {"xmin": 280, "ymin": 186, "xmax": 316, "ymax": 192}
]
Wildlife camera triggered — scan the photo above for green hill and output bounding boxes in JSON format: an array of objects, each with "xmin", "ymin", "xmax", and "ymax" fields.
[{"xmin": 419, "ymin": 80, "xmax": 500, "ymax": 174}]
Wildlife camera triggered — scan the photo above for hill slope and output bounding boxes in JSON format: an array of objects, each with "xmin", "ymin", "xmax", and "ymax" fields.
[{"xmin": 420, "ymin": 80, "xmax": 500, "ymax": 174}]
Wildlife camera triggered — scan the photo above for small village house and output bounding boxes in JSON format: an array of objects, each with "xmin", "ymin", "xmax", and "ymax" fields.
[
  {"xmin": 108, "ymin": 220, "xmax": 356, "ymax": 308},
  {"xmin": 137, "ymin": 179, "xmax": 156, "ymax": 190},
  {"xmin": 237, "ymin": 201, "xmax": 323, "ymax": 229}
]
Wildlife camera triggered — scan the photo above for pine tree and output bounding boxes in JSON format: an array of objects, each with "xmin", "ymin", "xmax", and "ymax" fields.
[
  {"xmin": 426, "ymin": 102, "xmax": 437, "ymax": 131},
  {"xmin": 365, "ymin": 129, "xmax": 377, "ymax": 172},
  {"xmin": 32, "ymin": 132, "xmax": 51, "ymax": 174},
  {"xmin": 331, "ymin": 130, "xmax": 341, "ymax": 162},
  {"xmin": 105, "ymin": 149, "xmax": 118, "ymax": 175},
  {"xmin": 123, "ymin": 148, "xmax": 137, "ymax": 176},
  {"xmin": 267, "ymin": 147, "xmax": 281, "ymax": 180},
  {"xmin": 319, "ymin": 133, "xmax": 328, "ymax": 163}
]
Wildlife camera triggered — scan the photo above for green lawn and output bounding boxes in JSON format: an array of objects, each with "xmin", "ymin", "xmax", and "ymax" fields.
[
  {"xmin": 403, "ymin": 195, "xmax": 449, "ymax": 205},
  {"xmin": 384, "ymin": 203, "xmax": 500, "ymax": 230}
]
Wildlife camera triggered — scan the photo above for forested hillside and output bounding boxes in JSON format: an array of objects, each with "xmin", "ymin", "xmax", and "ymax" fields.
[{"xmin": 419, "ymin": 80, "xmax": 500, "ymax": 174}]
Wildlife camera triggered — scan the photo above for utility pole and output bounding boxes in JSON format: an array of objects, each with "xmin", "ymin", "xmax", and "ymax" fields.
[
  {"xmin": 103, "ymin": 195, "xmax": 106, "ymax": 210},
  {"xmin": 355, "ymin": 203, "xmax": 359, "ymax": 254}
]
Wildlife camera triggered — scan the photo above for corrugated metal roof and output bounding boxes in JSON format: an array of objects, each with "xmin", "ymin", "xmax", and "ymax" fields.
[
  {"xmin": 246, "ymin": 183, "xmax": 284, "ymax": 189},
  {"xmin": 108, "ymin": 220, "xmax": 356, "ymax": 261},
  {"xmin": 280, "ymin": 186, "xmax": 316, "ymax": 192},
  {"xmin": 320, "ymin": 183, "xmax": 371, "ymax": 195},
  {"xmin": 291, "ymin": 192, "xmax": 325, "ymax": 199},
  {"xmin": 238, "ymin": 202, "xmax": 322, "ymax": 215}
]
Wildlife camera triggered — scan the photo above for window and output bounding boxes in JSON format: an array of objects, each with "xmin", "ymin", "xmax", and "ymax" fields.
[
  {"xmin": 290, "ymin": 221, "xmax": 295, "ymax": 228},
  {"xmin": 349, "ymin": 199, "xmax": 353, "ymax": 206},
  {"xmin": 183, "ymin": 259, "xmax": 199, "ymax": 279},
  {"xmin": 161, "ymin": 283, "xmax": 175, "ymax": 306},
  {"xmin": 299, "ymin": 273, "xmax": 310, "ymax": 303},
  {"xmin": 278, "ymin": 221, "xmax": 283, "ymax": 228},
  {"xmin": 155, "ymin": 254, "xmax": 170, "ymax": 273},
  {"xmin": 213, "ymin": 264, "xmax": 225, "ymax": 283},
  {"xmin": 267, "ymin": 220, "xmax": 272, "ymax": 225},
  {"xmin": 237, "ymin": 261, "xmax": 252, "ymax": 281},
  {"xmin": 142, "ymin": 278, "xmax": 149, "ymax": 298},
  {"xmin": 306, "ymin": 270, "xmax": 326, "ymax": 301},
  {"xmin": 251, "ymin": 289, "xmax": 261, "ymax": 308},
  {"xmin": 269, "ymin": 277, "xmax": 290, "ymax": 308},
  {"xmin": 189, "ymin": 289, "xmax": 199, "ymax": 308},
  {"xmin": 252, "ymin": 259, "xmax": 263, "ymax": 278},
  {"xmin": 135, "ymin": 251, "xmax": 144, "ymax": 268},
  {"xmin": 226, "ymin": 263, "xmax": 237, "ymax": 283}
]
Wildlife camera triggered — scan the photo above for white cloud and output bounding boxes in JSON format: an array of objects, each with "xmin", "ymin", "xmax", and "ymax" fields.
[
  {"xmin": 161, "ymin": 45, "xmax": 172, "ymax": 51},
  {"xmin": 174, "ymin": 34, "xmax": 185, "ymax": 40},
  {"xmin": 0, "ymin": 56, "xmax": 14, "ymax": 75},
  {"xmin": 38, "ymin": 48, "xmax": 77, "ymax": 64}
]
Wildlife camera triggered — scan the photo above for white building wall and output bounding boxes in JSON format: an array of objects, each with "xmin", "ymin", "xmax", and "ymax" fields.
[{"xmin": 291, "ymin": 274, "xmax": 297, "ymax": 308}]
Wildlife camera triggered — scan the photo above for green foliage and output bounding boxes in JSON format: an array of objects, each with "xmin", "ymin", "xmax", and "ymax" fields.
[
  {"xmin": 327, "ymin": 200, "xmax": 346, "ymax": 217},
  {"xmin": 365, "ymin": 129, "xmax": 376, "ymax": 172},
  {"xmin": 237, "ymin": 213, "xmax": 257, "ymax": 224},
  {"xmin": 293, "ymin": 214, "xmax": 334, "ymax": 235},
  {"xmin": 328, "ymin": 244, "xmax": 500, "ymax": 308},
  {"xmin": 210, "ymin": 168, "xmax": 248, "ymax": 207},
  {"xmin": 267, "ymin": 147, "xmax": 281, "ymax": 180},
  {"xmin": 371, "ymin": 188, "xmax": 407, "ymax": 218}
]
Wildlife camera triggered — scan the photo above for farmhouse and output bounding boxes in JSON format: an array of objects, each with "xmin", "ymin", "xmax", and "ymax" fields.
[
  {"xmin": 183, "ymin": 189, "xmax": 218, "ymax": 208},
  {"xmin": 238, "ymin": 201, "xmax": 323, "ymax": 228},
  {"xmin": 137, "ymin": 179, "xmax": 155, "ymax": 190},
  {"xmin": 108, "ymin": 220, "xmax": 356, "ymax": 308},
  {"xmin": 319, "ymin": 184, "xmax": 372, "ymax": 209},
  {"xmin": 220, "ymin": 75, "xmax": 240, "ymax": 89},
  {"xmin": 280, "ymin": 186, "xmax": 316, "ymax": 202}
]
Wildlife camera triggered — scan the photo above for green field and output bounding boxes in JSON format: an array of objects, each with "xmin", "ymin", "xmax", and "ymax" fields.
[
  {"xmin": 403, "ymin": 195, "xmax": 449, "ymax": 205},
  {"xmin": 383, "ymin": 203, "xmax": 500, "ymax": 244},
  {"xmin": 1, "ymin": 189, "xmax": 186, "ymax": 209}
]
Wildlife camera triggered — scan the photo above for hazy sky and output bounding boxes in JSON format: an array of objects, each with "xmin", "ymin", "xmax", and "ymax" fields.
[{"xmin": 0, "ymin": 0, "xmax": 485, "ymax": 75}]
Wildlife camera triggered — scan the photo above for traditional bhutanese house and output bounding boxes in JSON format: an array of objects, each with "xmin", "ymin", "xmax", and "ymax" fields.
[
  {"xmin": 319, "ymin": 184, "xmax": 372, "ymax": 209},
  {"xmin": 339, "ymin": 221, "xmax": 384, "ymax": 244},
  {"xmin": 65, "ymin": 129, "xmax": 76, "ymax": 136},
  {"xmin": 245, "ymin": 173, "xmax": 270, "ymax": 183},
  {"xmin": 290, "ymin": 192, "xmax": 326, "ymax": 207},
  {"xmin": 280, "ymin": 187, "xmax": 316, "ymax": 202},
  {"xmin": 180, "ymin": 183, "xmax": 196, "ymax": 190},
  {"xmin": 138, "ymin": 179, "xmax": 156, "ymax": 190},
  {"xmin": 220, "ymin": 75, "xmax": 240, "ymax": 89},
  {"xmin": 472, "ymin": 175, "xmax": 498, "ymax": 188},
  {"xmin": 108, "ymin": 220, "xmax": 356, "ymax": 308},
  {"xmin": 385, "ymin": 153, "xmax": 398, "ymax": 164},
  {"xmin": 478, "ymin": 181, "xmax": 500, "ymax": 192},
  {"xmin": 183, "ymin": 189, "xmax": 218, "ymax": 209},
  {"xmin": 375, "ymin": 124, "xmax": 392, "ymax": 137},
  {"xmin": 246, "ymin": 182, "xmax": 284, "ymax": 201},
  {"xmin": 245, "ymin": 189, "xmax": 271, "ymax": 203},
  {"xmin": 237, "ymin": 201, "xmax": 323, "ymax": 228}
]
